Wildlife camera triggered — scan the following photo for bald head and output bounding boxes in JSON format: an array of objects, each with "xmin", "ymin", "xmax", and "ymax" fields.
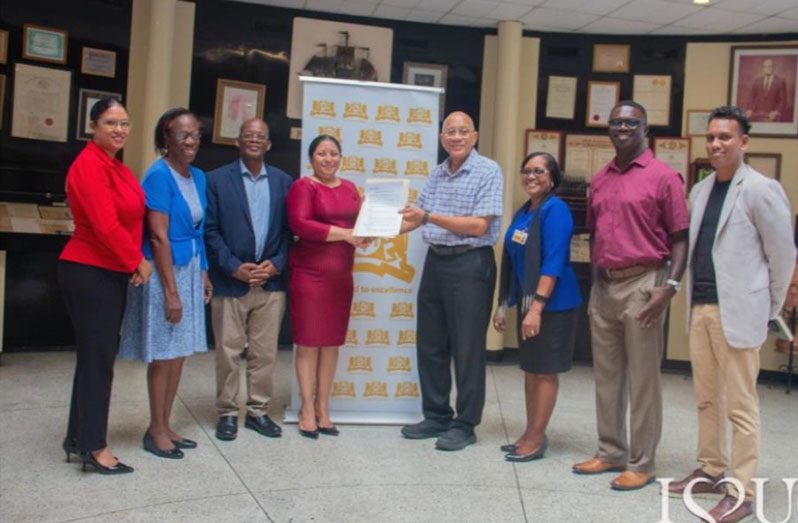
[
  {"xmin": 440, "ymin": 111, "xmax": 478, "ymax": 171},
  {"xmin": 442, "ymin": 111, "xmax": 474, "ymax": 131}
]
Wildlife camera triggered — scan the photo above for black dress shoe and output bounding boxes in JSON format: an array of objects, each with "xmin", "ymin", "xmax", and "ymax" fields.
[
  {"xmin": 172, "ymin": 437, "xmax": 198, "ymax": 449},
  {"xmin": 81, "ymin": 452, "xmax": 134, "ymax": 474},
  {"xmin": 62, "ymin": 437, "xmax": 79, "ymax": 463},
  {"xmin": 318, "ymin": 425, "xmax": 340, "ymax": 436},
  {"xmin": 499, "ymin": 443, "xmax": 516, "ymax": 453},
  {"xmin": 505, "ymin": 436, "xmax": 548, "ymax": 462},
  {"xmin": 298, "ymin": 426, "xmax": 320, "ymax": 439},
  {"xmin": 245, "ymin": 414, "xmax": 282, "ymax": 438},
  {"xmin": 142, "ymin": 432, "xmax": 184, "ymax": 459},
  {"xmin": 215, "ymin": 415, "xmax": 238, "ymax": 441}
]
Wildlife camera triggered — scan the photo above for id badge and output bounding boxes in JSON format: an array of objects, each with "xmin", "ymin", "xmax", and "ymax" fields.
[{"xmin": 511, "ymin": 229, "xmax": 528, "ymax": 245}]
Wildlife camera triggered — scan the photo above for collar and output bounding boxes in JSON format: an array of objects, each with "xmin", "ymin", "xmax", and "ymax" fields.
[
  {"xmin": 86, "ymin": 140, "xmax": 121, "ymax": 169},
  {"xmin": 608, "ymin": 148, "xmax": 653, "ymax": 173},
  {"xmin": 239, "ymin": 159, "xmax": 268, "ymax": 179},
  {"xmin": 443, "ymin": 149, "xmax": 478, "ymax": 178}
]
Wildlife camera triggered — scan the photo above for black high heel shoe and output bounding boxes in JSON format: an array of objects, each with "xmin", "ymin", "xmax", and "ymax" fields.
[
  {"xmin": 81, "ymin": 452, "xmax": 134, "ymax": 475},
  {"xmin": 171, "ymin": 437, "xmax": 198, "ymax": 449},
  {"xmin": 62, "ymin": 437, "xmax": 79, "ymax": 463},
  {"xmin": 143, "ymin": 432, "xmax": 184, "ymax": 459}
]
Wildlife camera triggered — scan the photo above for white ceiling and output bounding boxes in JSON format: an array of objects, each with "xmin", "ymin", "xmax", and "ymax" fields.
[{"xmin": 231, "ymin": 0, "xmax": 798, "ymax": 34}]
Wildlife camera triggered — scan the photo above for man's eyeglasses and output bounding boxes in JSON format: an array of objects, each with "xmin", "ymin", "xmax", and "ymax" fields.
[
  {"xmin": 608, "ymin": 118, "xmax": 641, "ymax": 129},
  {"xmin": 442, "ymin": 127, "xmax": 474, "ymax": 138},
  {"xmin": 240, "ymin": 133, "xmax": 268, "ymax": 142},
  {"xmin": 520, "ymin": 168, "xmax": 548, "ymax": 178},
  {"xmin": 99, "ymin": 119, "xmax": 131, "ymax": 130},
  {"xmin": 172, "ymin": 131, "xmax": 202, "ymax": 142}
]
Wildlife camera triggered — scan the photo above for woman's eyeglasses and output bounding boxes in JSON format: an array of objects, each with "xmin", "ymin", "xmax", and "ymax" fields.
[{"xmin": 519, "ymin": 168, "xmax": 548, "ymax": 178}]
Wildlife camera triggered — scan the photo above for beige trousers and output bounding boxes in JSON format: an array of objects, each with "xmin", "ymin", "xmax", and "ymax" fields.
[
  {"xmin": 588, "ymin": 268, "xmax": 667, "ymax": 474},
  {"xmin": 212, "ymin": 288, "xmax": 286, "ymax": 417},
  {"xmin": 690, "ymin": 304, "xmax": 760, "ymax": 498}
]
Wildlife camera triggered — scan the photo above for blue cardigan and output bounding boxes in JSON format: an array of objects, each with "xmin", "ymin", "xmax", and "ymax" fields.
[{"xmin": 141, "ymin": 158, "xmax": 208, "ymax": 270}]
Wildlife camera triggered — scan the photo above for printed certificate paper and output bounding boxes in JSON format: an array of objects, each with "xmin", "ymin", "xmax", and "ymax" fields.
[{"xmin": 354, "ymin": 179, "xmax": 410, "ymax": 237}]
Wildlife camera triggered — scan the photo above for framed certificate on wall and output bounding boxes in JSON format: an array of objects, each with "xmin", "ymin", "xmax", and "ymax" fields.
[
  {"xmin": 524, "ymin": 130, "xmax": 563, "ymax": 164},
  {"xmin": 654, "ymin": 137, "xmax": 691, "ymax": 184},
  {"xmin": 633, "ymin": 75, "xmax": 672, "ymax": 127},
  {"xmin": 586, "ymin": 81, "xmax": 620, "ymax": 128}
]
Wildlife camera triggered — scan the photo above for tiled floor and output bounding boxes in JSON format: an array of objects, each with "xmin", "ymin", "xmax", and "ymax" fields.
[{"xmin": 1, "ymin": 350, "xmax": 796, "ymax": 522}]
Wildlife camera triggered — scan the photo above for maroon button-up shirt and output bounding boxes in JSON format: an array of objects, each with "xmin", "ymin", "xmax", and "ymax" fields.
[{"xmin": 586, "ymin": 149, "xmax": 688, "ymax": 270}]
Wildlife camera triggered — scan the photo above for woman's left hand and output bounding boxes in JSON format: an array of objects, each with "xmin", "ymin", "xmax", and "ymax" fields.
[
  {"xmin": 520, "ymin": 309, "xmax": 542, "ymax": 340},
  {"xmin": 203, "ymin": 271, "xmax": 213, "ymax": 304}
]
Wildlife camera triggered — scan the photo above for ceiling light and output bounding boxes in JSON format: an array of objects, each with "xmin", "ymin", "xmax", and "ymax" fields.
[{"xmin": 693, "ymin": 0, "xmax": 710, "ymax": 4}]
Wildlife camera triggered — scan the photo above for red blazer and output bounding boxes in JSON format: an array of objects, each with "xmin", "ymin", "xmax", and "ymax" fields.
[{"xmin": 60, "ymin": 141, "xmax": 145, "ymax": 273}]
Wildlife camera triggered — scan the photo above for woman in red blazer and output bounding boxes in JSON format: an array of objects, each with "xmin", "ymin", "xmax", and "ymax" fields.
[{"xmin": 59, "ymin": 98, "xmax": 152, "ymax": 474}]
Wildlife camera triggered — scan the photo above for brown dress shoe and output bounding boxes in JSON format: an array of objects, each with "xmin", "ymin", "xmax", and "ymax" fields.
[
  {"xmin": 610, "ymin": 470, "xmax": 656, "ymax": 491},
  {"xmin": 667, "ymin": 468, "xmax": 725, "ymax": 498},
  {"xmin": 572, "ymin": 457, "xmax": 625, "ymax": 475},
  {"xmin": 702, "ymin": 494, "xmax": 753, "ymax": 523}
]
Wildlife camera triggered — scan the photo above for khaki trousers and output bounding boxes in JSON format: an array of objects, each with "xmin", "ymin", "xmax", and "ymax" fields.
[
  {"xmin": 212, "ymin": 288, "xmax": 286, "ymax": 417},
  {"xmin": 690, "ymin": 304, "xmax": 760, "ymax": 498},
  {"xmin": 588, "ymin": 268, "xmax": 667, "ymax": 474}
]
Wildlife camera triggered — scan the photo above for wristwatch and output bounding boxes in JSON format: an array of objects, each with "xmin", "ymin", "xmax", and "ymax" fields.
[
  {"xmin": 421, "ymin": 210, "xmax": 430, "ymax": 225},
  {"xmin": 665, "ymin": 278, "xmax": 681, "ymax": 292}
]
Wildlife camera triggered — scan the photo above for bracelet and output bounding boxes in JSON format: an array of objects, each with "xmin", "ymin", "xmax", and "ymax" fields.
[
  {"xmin": 533, "ymin": 293, "xmax": 549, "ymax": 303},
  {"xmin": 421, "ymin": 210, "xmax": 430, "ymax": 225}
]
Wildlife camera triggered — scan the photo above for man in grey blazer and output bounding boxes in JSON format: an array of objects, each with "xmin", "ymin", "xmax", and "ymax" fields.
[{"xmin": 668, "ymin": 106, "xmax": 795, "ymax": 523}]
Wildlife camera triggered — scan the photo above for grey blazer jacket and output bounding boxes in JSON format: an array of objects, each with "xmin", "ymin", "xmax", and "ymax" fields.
[{"xmin": 687, "ymin": 162, "xmax": 795, "ymax": 348}]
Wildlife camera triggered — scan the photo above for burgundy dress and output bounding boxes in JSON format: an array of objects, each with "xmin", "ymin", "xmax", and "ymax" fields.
[{"xmin": 287, "ymin": 176, "xmax": 360, "ymax": 346}]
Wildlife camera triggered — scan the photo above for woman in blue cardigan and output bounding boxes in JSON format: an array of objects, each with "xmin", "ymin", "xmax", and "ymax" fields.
[
  {"xmin": 493, "ymin": 151, "xmax": 581, "ymax": 463},
  {"xmin": 120, "ymin": 108, "xmax": 212, "ymax": 459}
]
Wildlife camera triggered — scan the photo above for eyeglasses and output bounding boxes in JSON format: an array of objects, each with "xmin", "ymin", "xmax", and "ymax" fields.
[
  {"xmin": 608, "ymin": 118, "xmax": 641, "ymax": 129},
  {"xmin": 442, "ymin": 127, "xmax": 474, "ymax": 138},
  {"xmin": 520, "ymin": 168, "xmax": 548, "ymax": 178},
  {"xmin": 98, "ymin": 119, "xmax": 131, "ymax": 130},
  {"xmin": 240, "ymin": 133, "xmax": 268, "ymax": 142},
  {"xmin": 171, "ymin": 131, "xmax": 202, "ymax": 142}
]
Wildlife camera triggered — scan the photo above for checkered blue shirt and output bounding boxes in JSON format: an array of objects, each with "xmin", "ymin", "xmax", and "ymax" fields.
[{"xmin": 417, "ymin": 149, "xmax": 504, "ymax": 247}]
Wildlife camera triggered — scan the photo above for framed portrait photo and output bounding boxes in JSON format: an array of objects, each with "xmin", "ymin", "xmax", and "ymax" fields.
[
  {"xmin": 729, "ymin": 45, "xmax": 798, "ymax": 137},
  {"xmin": 745, "ymin": 153, "xmax": 781, "ymax": 180},
  {"xmin": 81, "ymin": 47, "xmax": 117, "ymax": 78},
  {"xmin": 22, "ymin": 24, "xmax": 67, "ymax": 64},
  {"xmin": 76, "ymin": 89, "xmax": 122, "ymax": 141},
  {"xmin": 403, "ymin": 62, "xmax": 448, "ymax": 118},
  {"xmin": 213, "ymin": 78, "xmax": 266, "ymax": 146}
]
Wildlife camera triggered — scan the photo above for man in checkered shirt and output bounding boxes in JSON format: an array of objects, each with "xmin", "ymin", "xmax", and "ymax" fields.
[{"xmin": 399, "ymin": 111, "xmax": 504, "ymax": 451}]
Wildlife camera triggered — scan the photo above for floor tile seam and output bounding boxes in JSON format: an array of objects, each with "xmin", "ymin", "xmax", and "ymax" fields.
[
  {"xmin": 176, "ymin": 393, "xmax": 275, "ymax": 523},
  {"xmin": 254, "ymin": 483, "xmax": 525, "ymax": 495},
  {"xmin": 54, "ymin": 491, "xmax": 254, "ymax": 523}
]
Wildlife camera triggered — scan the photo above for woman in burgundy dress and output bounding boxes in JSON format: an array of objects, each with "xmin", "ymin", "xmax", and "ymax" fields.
[{"xmin": 287, "ymin": 135, "xmax": 366, "ymax": 438}]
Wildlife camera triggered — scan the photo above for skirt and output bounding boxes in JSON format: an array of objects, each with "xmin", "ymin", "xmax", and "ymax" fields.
[
  {"xmin": 517, "ymin": 308, "xmax": 578, "ymax": 374},
  {"xmin": 119, "ymin": 255, "xmax": 208, "ymax": 362}
]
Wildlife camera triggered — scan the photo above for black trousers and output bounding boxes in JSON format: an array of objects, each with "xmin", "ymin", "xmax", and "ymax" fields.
[
  {"xmin": 59, "ymin": 260, "xmax": 129, "ymax": 453},
  {"xmin": 416, "ymin": 247, "xmax": 496, "ymax": 427}
]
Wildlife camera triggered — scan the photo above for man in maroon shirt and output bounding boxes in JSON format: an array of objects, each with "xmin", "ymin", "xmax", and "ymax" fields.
[{"xmin": 572, "ymin": 101, "xmax": 689, "ymax": 491}]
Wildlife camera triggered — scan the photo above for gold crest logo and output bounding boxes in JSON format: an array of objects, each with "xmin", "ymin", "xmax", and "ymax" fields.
[
  {"xmin": 351, "ymin": 301, "xmax": 376, "ymax": 319},
  {"xmin": 318, "ymin": 126, "xmax": 342, "ymax": 142},
  {"xmin": 387, "ymin": 356, "xmax": 412, "ymax": 373},
  {"xmin": 407, "ymin": 107, "xmax": 432, "ymax": 125},
  {"xmin": 344, "ymin": 329, "xmax": 359, "ymax": 347},
  {"xmin": 376, "ymin": 105, "xmax": 401, "ymax": 123},
  {"xmin": 405, "ymin": 160, "xmax": 429, "ymax": 177},
  {"xmin": 408, "ymin": 188, "xmax": 419, "ymax": 205},
  {"xmin": 341, "ymin": 156, "xmax": 366, "ymax": 174},
  {"xmin": 364, "ymin": 381, "xmax": 388, "ymax": 398},
  {"xmin": 397, "ymin": 329, "xmax": 416, "ymax": 347},
  {"xmin": 365, "ymin": 329, "xmax": 390, "ymax": 346},
  {"xmin": 358, "ymin": 129, "xmax": 383, "ymax": 147},
  {"xmin": 373, "ymin": 158, "xmax": 398, "ymax": 176},
  {"xmin": 311, "ymin": 100, "xmax": 336, "ymax": 119},
  {"xmin": 395, "ymin": 382, "xmax": 420, "ymax": 398},
  {"xmin": 347, "ymin": 355, "xmax": 373, "ymax": 373},
  {"xmin": 398, "ymin": 132, "xmax": 422, "ymax": 150},
  {"xmin": 354, "ymin": 236, "xmax": 416, "ymax": 283},
  {"xmin": 343, "ymin": 102, "xmax": 369, "ymax": 120},
  {"xmin": 332, "ymin": 381, "xmax": 356, "ymax": 398},
  {"xmin": 390, "ymin": 302, "xmax": 414, "ymax": 319}
]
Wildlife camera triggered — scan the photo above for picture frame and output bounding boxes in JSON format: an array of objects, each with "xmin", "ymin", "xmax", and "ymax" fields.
[
  {"xmin": 0, "ymin": 74, "xmax": 5, "ymax": 130},
  {"xmin": 689, "ymin": 158, "xmax": 714, "ymax": 190},
  {"xmin": 633, "ymin": 75, "xmax": 671, "ymax": 127},
  {"xmin": 403, "ymin": 61, "xmax": 448, "ymax": 118},
  {"xmin": 81, "ymin": 47, "xmax": 117, "ymax": 78},
  {"xmin": 564, "ymin": 134, "xmax": 616, "ymax": 180},
  {"xmin": 545, "ymin": 75, "xmax": 577, "ymax": 120},
  {"xmin": 729, "ymin": 45, "xmax": 798, "ymax": 137},
  {"xmin": 22, "ymin": 24, "xmax": 67, "ymax": 64},
  {"xmin": 653, "ymin": 137, "xmax": 691, "ymax": 185},
  {"xmin": 524, "ymin": 130, "xmax": 563, "ymax": 164},
  {"xmin": 686, "ymin": 109, "xmax": 713, "ymax": 136},
  {"xmin": 745, "ymin": 152, "xmax": 781, "ymax": 180},
  {"xmin": 593, "ymin": 44, "xmax": 630, "ymax": 73},
  {"xmin": 12, "ymin": 63, "xmax": 71, "ymax": 142},
  {"xmin": 213, "ymin": 78, "xmax": 266, "ymax": 146},
  {"xmin": 0, "ymin": 30, "xmax": 8, "ymax": 65},
  {"xmin": 77, "ymin": 88, "xmax": 122, "ymax": 141},
  {"xmin": 586, "ymin": 81, "xmax": 620, "ymax": 128}
]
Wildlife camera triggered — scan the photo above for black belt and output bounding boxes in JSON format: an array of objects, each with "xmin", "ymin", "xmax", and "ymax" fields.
[{"xmin": 428, "ymin": 244, "xmax": 477, "ymax": 256}]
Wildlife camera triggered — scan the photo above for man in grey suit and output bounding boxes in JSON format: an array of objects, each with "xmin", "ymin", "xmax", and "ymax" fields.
[{"xmin": 668, "ymin": 106, "xmax": 795, "ymax": 523}]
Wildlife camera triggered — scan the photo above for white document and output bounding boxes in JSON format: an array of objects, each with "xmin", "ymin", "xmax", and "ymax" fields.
[{"xmin": 354, "ymin": 179, "xmax": 410, "ymax": 237}]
